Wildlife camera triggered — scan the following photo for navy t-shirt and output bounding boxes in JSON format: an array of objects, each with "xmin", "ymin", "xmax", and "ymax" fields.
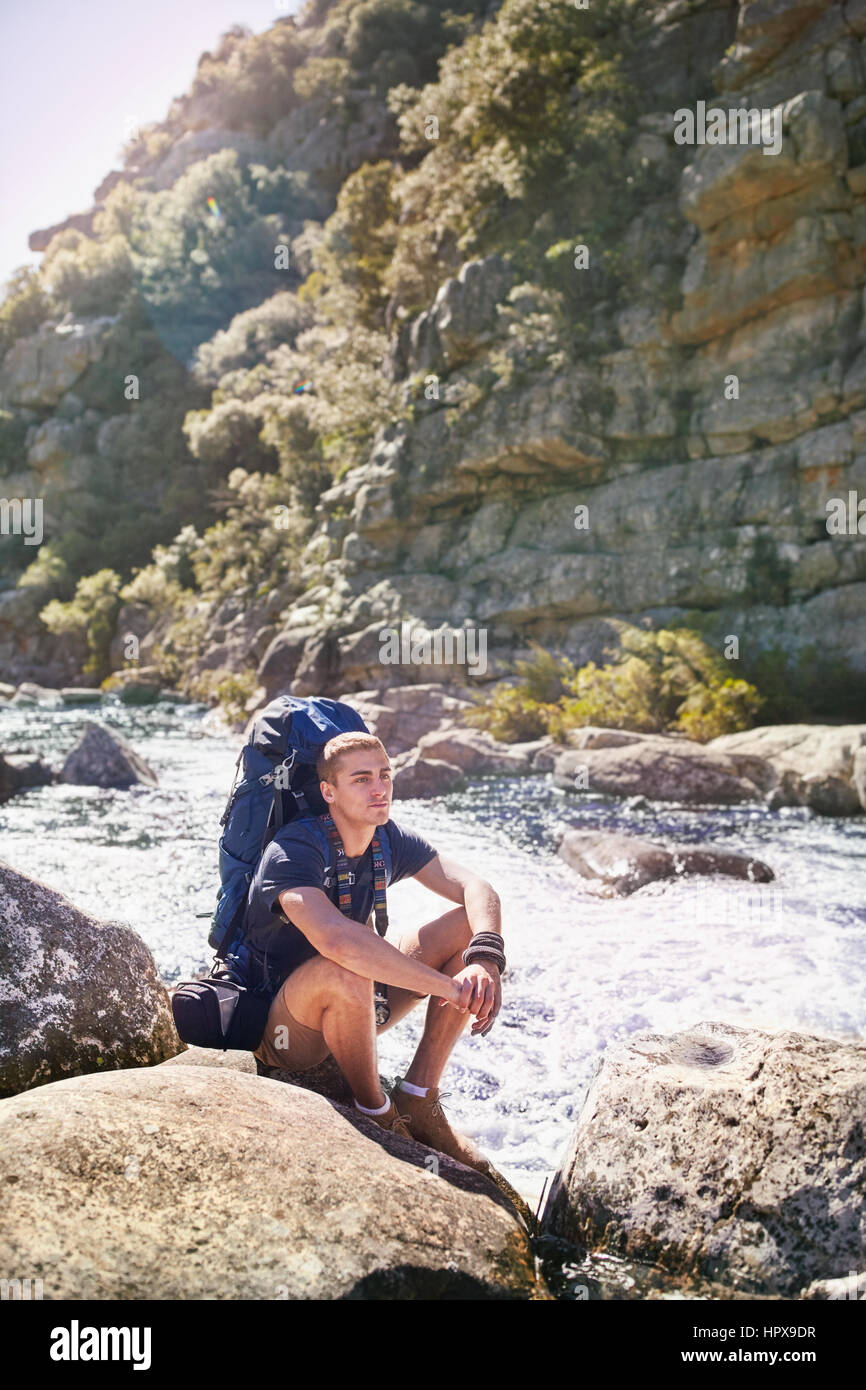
[{"xmin": 243, "ymin": 814, "xmax": 438, "ymax": 979}]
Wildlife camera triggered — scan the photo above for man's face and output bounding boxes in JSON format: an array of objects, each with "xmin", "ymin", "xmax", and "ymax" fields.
[{"xmin": 322, "ymin": 745, "xmax": 392, "ymax": 826}]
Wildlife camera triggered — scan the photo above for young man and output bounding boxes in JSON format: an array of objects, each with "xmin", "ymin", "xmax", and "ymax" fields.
[{"xmin": 243, "ymin": 730, "xmax": 505, "ymax": 1176}]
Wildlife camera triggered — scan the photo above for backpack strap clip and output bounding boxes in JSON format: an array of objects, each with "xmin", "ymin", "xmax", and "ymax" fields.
[{"xmin": 259, "ymin": 749, "xmax": 296, "ymax": 787}]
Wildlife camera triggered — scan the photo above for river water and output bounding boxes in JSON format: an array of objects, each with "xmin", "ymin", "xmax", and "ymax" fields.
[{"xmin": 2, "ymin": 699, "xmax": 865, "ymax": 1259}]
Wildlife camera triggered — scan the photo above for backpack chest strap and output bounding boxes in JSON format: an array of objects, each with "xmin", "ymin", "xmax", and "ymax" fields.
[{"xmin": 319, "ymin": 812, "xmax": 388, "ymax": 935}]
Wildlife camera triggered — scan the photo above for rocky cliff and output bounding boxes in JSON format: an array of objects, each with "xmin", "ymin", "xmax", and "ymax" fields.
[
  {"xmin": 2, "ymin": 0, "xmax": 865, "ymax": 708},
  {"xmin": 260, "ymin": 0, "xmax": 866, "ymax": 703}
]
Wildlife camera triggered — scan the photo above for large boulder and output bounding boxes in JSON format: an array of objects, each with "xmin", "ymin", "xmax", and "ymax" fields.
[
  {"xmin": 557, "ymin": 829, "xmax": 774, "ymax": 896},
  {"xmin": 416, "ymin": 727, "xmax": 550, "ymax": 776},
  {"xmin": 391, "ymin": 751, "xmax": 467, "ymax": 799},
  {"xmin": 101, "ymin": 667, "xmax": 163, "ymax": 705},
  {"xmin": 339, "ymin": 683, "xmax": 477, "ymax": 756},
  {"xmin": 709, "ymin": 724, "xmax": 866, "ymax": 815},
  {"xmin": 0, "ymin": 861, "xmax": 181, "ymax": 1097},
  {"xmin": 546, "ymin": 734, "xmax": 761, "ymax": 805},
  {"xmin": 59, "ymin": 721, "xmax": 158, "ymax": 788},
  {"xmin": 159, "ymin": 1044, "xmax": 359, "ymax": 1096},
  {"xmin": 0, "ymin": 1066, "xmax": 544, "ymax": 1299},
  {"xmin": 542, "ymin": 1022, "xmax": 866, "ymax": 1298}
]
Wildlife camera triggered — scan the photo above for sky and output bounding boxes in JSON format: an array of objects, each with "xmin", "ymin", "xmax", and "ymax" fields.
[{"xmin": 0, "ymin": 0, "xmax": 304, "ymax": 297}]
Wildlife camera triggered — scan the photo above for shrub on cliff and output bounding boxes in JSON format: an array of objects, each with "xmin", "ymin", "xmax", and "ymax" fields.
[
  {"xmin": 128, "ymin": 149, "xmax": 293, "ymax": 364},
  {"xmin": 0, "ymin": 267, "xmax": 51, "ymax": 362},
  {"xmin": 383, "ymin": 0, "xmax": 642, "ymax": 319},
  {"xmin": 465, "ymin": 629, "xmax": 764, "ymax": 743},
  {"xmin": 39, "ymin": 569, "xmax": 124, "ymax": 682}
]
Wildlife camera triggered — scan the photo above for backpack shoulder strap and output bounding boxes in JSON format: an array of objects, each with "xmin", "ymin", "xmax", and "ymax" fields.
[{"xmin": 309, "ymin": 816, "xmax": 338, "ymax": 900}]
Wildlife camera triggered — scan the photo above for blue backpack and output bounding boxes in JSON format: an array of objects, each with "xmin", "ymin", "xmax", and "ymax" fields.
[{"xmin": 207, "ymin": 694, "xmax": 369, "ymax": 972}]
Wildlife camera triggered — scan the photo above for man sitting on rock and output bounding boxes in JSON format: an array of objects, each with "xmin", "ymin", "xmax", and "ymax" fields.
[{"xmin": 244, "ymin": 730, "xmax": 505, "ymax": 1177}]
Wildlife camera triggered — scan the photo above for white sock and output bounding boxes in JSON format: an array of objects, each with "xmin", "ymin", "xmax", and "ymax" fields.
[
  {"xmin": 354, "ymin": 1094, "xmax": 391, "ymax": 1115},
  {"xmin": 398, "ymin": 1079, "xmax": 429, "ymax": 1097}
]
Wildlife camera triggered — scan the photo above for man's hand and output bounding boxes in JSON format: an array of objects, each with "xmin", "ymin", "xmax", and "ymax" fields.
[{"xmin": 438, "ymin": 962, "xmax": 501, "ymax": 1037}]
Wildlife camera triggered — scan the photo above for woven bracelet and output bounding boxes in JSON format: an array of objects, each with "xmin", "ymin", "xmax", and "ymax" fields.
[
  {"xmin": 463, "ymin": 933, "xmax": 506, "ymax": 972},
  {"xmin": 465, "ymin": 932, "xmax": 505, "ymax": 951},
  {"xmin": 464, "ymin": 949, "xmax": 505, "ymax": 973}
]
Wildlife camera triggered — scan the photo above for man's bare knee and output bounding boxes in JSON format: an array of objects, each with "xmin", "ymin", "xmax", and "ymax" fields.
[{"xmin": 325, "ymin": 960, "xmax": 374, "ymax": 1003}]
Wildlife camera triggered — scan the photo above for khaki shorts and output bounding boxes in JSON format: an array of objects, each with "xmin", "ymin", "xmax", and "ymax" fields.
[{"xmin": 253, "ymin": 979, "xmax": 331, "ymax": 1072}]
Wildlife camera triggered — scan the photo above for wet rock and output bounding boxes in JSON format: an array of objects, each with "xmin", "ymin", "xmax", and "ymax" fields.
[
  {"xmin": 101, "ymin": 667, "xmax": 163, "ymax": 704},
  {"xmin": 10, "ymin": 682, "xmax": 63, "ymax": 708},
  {"xmin": 0, "ymin": 1066, "xmax": 543, "ymax": 1299},
  {"xmin": 542, "ymin": 1021, "xmax": 866, "ymax": 1298},
  {"xmin": 59, "ymin": 721, "xmax": 158, "ymax": 789},
  {"xmin": 557, "ymin": 829, "xmax": 774, "ymax": 896},
  {"xmin": 0, "ymin": 860, "xmax": 180, "ymax": 1098},
  {"xmin": 59, "ymin": 687, "xmax": 103, "ymax": 705},
  {"xmin": 0, "ymin": 752, "xmax": 54, "ymax": 803}
]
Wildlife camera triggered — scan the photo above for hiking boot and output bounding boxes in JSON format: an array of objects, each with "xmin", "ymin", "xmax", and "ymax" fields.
[
  {"xmin": 391, "ymin": 1079, "xmax": 493, "ymax": 1176},
  {"xmin": 354, "ymin": 1097, "xmax": 413, "ymax": 1140},
  {"xmin": 391, "ymin": 1079, "xmax": 536, "ymax": 1229}
]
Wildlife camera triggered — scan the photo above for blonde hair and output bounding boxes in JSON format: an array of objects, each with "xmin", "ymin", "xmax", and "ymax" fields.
[{"xmin": 316, "ymin": 731, "xmax": 387, "ymax": 786}]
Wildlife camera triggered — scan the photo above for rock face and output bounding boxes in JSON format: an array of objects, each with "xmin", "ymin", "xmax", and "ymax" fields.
[
  {"xmin": 542, "ymin": 1022, "xmax": 866, "ymax": 1299},
  {"xmin": 557, "ymin": 829, "xmax": 774, "ymax": 896},
  {"xmin": 233, "ymin": 0, "xmax": 866, "ymax": 704},
  {"xmin": 4, "ymin": 0, "xmax": 866, "ymax": 705},
  {"xmin": 0, "ymin": 861, "xmax": 181, "ymax": 1098},
  {"xmin": 59, "ymin": 721, "xmax": 159, "ymax": 788},
  {"xmin": 0, "ymin": 317, "xmax": 117, "ymax": 409},
  {"xmin": 0, "ymin": 1065, "xmax": 542, "ymax": 1299}
]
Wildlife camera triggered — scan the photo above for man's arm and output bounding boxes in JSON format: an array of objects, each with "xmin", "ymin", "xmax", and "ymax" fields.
[
  {"xmin": 277, "ymin": 886, "xmax": 473, "ymax": 1010},
  {"xmin": 411, "ymin": 854, "xmax": 502, "ymax": 936},
  {"xmin": 411, "ymin": 854, "xmax": 503, "ymax": 1036}
]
